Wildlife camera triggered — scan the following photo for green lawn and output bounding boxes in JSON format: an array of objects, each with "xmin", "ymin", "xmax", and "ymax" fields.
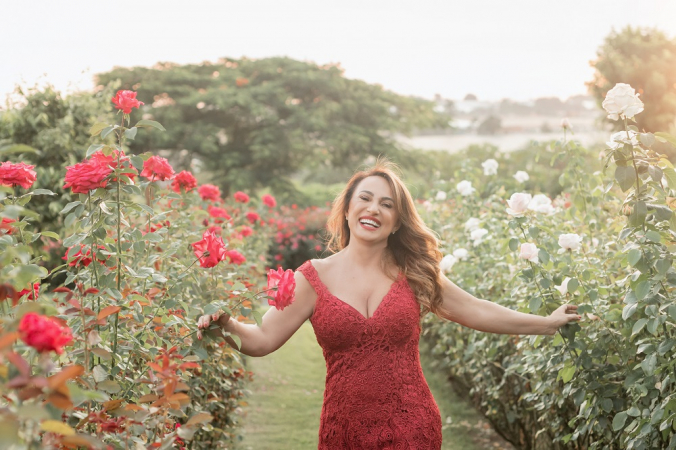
[{"xmin": 239, "ymin": 321, "xmax": 512, "ymax": 449}]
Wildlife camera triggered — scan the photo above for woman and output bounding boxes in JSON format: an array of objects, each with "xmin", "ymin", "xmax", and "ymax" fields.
[{"xmin": 197, "ymin": 160, "xmax": 580, "ymax": 449}]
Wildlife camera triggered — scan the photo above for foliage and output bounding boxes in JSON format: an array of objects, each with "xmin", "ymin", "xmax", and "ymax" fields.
[
  {"xmin": 0, "ymin": 97, "xmax": 279, "ymax": 448},
  {"xmin": 420, "ymin": 113, "xmax": 676, "ymax": 448},
  {"xmin": 588, "ymin": 26, "xmax": 676, "ymax": 134},
  {"xmin": 268, "ymin": 204, "xmax": 331, "ymax": 270},
  {"xmin": 94, "ymin": 57, "xmax": 450, "ymax": 200}
]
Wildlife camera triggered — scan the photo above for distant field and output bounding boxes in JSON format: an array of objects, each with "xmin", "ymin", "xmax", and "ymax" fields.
[{"xmin": 398, "ymin": 130, "xmax": 608, "ymax": 153}]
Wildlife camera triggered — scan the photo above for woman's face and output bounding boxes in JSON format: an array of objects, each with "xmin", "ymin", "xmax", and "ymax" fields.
[{"xmin": 346, "ymin": 176, "xmax": 399, "ymax": 242}]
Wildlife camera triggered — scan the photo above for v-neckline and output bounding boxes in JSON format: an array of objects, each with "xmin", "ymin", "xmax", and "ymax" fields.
[{"xmin": 308, "ymin": 260, "xmax": 401, "ymax": 321}]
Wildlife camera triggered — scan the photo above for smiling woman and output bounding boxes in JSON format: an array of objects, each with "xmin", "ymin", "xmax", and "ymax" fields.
[{"xmin": 198, "ymin": 158, "xmax": 580, "ymax": 449}]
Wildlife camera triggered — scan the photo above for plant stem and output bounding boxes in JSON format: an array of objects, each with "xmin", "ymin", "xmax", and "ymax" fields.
[{"xmin": 111, "ymin": 114, "xmax": 125, "ymax": 372}]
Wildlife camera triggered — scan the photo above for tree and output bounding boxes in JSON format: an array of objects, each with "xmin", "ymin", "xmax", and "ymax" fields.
[
  {"xmin": 587, "ymin": 26, "xmax": 676, "ymax": 132},
  {"xmin": 95, "ymin": 57, "xmax": 448, "ymax": 198},
  {"xmin": 477, "ymin": 115, "xmax": 502, "ymax": 135}
]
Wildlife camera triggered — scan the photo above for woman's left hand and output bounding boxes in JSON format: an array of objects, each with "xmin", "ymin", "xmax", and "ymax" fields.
[{"xmin": 547, "ymin": 304, "xmax": 581, "ymax": 335}]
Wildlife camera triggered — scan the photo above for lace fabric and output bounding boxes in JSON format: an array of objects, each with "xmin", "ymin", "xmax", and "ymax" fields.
[{"xmin": 297, "ymin": 260, "xmax": 442, "ymax": 450}]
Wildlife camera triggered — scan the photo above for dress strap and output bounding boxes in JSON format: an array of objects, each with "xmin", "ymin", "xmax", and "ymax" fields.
[{"xmin": 296, "ymin": 260, "xmax": 327, "ymax": 297}]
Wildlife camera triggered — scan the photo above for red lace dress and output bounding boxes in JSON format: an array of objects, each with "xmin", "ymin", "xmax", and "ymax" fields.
[{"xmin": 297, "ymin": 260, "xmax": 442, "ymax": 449}]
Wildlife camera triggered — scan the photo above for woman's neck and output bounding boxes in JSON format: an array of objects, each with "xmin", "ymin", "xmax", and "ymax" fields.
[{"xmin": 341, "ymin": 239, "xmax": 391, "ymax": 271}]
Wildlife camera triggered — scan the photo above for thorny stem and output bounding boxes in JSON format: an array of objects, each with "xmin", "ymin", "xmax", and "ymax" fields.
[{"xmin": 111, "ymin": 113, "xmax": 126, "ymax": 372}]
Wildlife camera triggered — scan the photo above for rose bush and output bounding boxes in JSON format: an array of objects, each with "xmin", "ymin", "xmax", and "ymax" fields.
[
  {"xmin": 0, "ymin": 91, "xmax": 285, "ymax": 449},
  {"xmin": 421, "ymin": 83, "xmax": 676, "ymax": 449}
]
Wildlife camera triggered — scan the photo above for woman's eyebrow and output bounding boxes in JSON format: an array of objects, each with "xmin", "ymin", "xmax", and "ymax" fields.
[{"xmin": 358, "ymin": 190, "xmax": 394, "ymax": 202}]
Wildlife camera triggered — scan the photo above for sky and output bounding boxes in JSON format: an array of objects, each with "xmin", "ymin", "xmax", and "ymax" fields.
[{"xmin": 2, "ymin": 0, "xmax": 675, "ymax": 104}]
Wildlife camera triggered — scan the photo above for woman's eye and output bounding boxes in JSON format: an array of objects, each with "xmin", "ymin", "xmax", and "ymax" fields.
[
  {"xmin": 383, "ymin": 204, "xmax": 393, "ymax": 208},
  {"xmin": 360, "ymin": 196, "xmax": 369, "ymax": 201}
]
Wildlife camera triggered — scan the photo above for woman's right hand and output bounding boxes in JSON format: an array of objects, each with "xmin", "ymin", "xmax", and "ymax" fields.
[{"xmin": 196, "ymin": 309, "xmax": 231, "ymax": 340}]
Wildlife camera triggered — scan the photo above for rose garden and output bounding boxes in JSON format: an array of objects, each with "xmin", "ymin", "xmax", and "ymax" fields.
[{"xmin": 2, "ymin": 61, "xmax": 676, "ymax": 450}]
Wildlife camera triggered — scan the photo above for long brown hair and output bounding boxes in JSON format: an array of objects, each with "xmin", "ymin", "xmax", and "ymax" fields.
[{"xmin": 325, "ymin": 159, "xmax": 443, "ymax": 316}]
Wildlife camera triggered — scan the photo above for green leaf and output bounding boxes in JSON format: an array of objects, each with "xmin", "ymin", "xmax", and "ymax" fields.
[
  {"xmin": 89, "ymin": 122, "xmax": 109, "ymax": 136},
  {"xmin": 646, "ymin": 230, "xmax": 662, "ymax": 243},
  {"xmin": 0, "ymin": 144, "xmax": 40, "ymax": 155},
  {"xmin": 615, "ymin": 166, "xmax": 636, "ymax": 192},
  {"xmin": 97, "ymin": 380, "xmax": 120, "ymax": 393},
  {"xmin": 613, "ymin": 412, "xmax": 628, "ymax": 431},
  {"xmin": 538, "ymin": 249, "xmax": 550, "ymax": 265},
  {"xmin": 251, "ymin": 310, "xmax": 262, "ymax": 327},
  {"xmin": 508, "ymin": 237, "xmax": 519, "ymax": 252},
  {"xmin": 558, "ymin": 365, "xmax": 576, "ymax": 383},
  {"xmin": 648, "ymin": 165, "xmax": 663, "ymax": 183},
  {"xmin": 30, "ymin": 189, "xmax": 55, "ymax": 196},
  {"xmin": 628, "ymin": 249, "xmax": 641, "ymax": 266},
  {"xmin": 9, "ymin": 264, "xmax": 48, "ymax": 290},
  {"xmin": 641, "ymin": 353, "xmax": 657, "ymax": 376},
  {"xmin": 600, "ymin": 398, "xmax": 613, "ymax": 412},
  {"xmin": 86, "ymin": 144, "xmax": 105, "ymax": 158},
  {"xmin": 135, "ymin": 120, "xmax": 166, "ymax": 132},
  {"xmin": 655, "ymin": 132, "xmax": 676, "ymax": 148},
  {"xmin": 623, "ymin": 303, "xmax": 637, "ymax": 320},
  {"xmin": 663, "ymin": 167, "xmax": 676, "ymax": 191},
  {"xmin": 229, "ymin": 334, "xmax": 241, "ymax": 351},
  {"xmin": 130, "ymin": 155, "xmax": 144, "ymax": 171},
  {"xmin": 629, "ymin": 201, "xmax": 647, "ymax": 227},
  {"xmin": 632, "ymin": 318, "xmax": 648, "ymax": 336},
  {"xmin": 640, "ymin": 133, "xmax": 655, "ymax": 148},
  {"xmin": 567, "ymin": 278, "xmax": 579, "ymax": 293},
  {"xmin": 655, "ymin": 259, "xmax": 671, "ymax": 274},
  {"xmin": 40, "ymin": 231, "xmax": 59, "ymax": 239},
  {"xmin": 124, "ymin": 127, "xmax": 138, "ymax": 140},
  {"xmin": 635, "ymin": 281, "xmax": 650, "ymax": 300},
  {"xmin": 529, "ymin": 296, "xmax": 542, "ymax": 313},
  {"xmin": 60, "ymin": 201, "xmax": 82, "ymax": 215}
]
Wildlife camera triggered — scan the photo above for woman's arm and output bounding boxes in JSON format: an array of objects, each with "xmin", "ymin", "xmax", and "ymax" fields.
[
  {"xmin": 436, "ymin": 273, "xmax": 580, "ymax": 335},
  {"xmin": 197, "ymin": 270, "xmax": 317, "ymax": 356}
]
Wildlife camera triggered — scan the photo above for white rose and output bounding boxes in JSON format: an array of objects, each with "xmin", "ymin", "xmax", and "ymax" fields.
[
  {"xmin": 506, "ymin": 193, "xmax": 532, "ymax": 217},
  {"xmin": 559, "ymin": 233, "xmax": 582, "ymax": 250},
  {"xmin": 456, "ymin": 180, "xmax": 476, "ymax": 196},
  {"xmin": 606, "ymin": 130, "xmax": 639, "ymax": 150},
  {"xmin": 592, "ymin": 237, "xmax": 599, "ymax": 247},
  {"xmin": 440, "ymin": 254, "xmax": 457, "ymax": 272},
  {"xmin": 470, "ymin": 228, "xmax": 489, "ymax": 246},
  {"xmin": 561, "ymin": 118, "xmax": 572, "ymax": 129},
  {"xmin": 435, "ymin": 190, "xmax": 447, "ymax": 201},
  {"xmin": 452, "ymin": 248, "xmax": 469, "ymax": 260},
  {"xmin": 519, "ymin": 242, "xmax": 539, "ymax": 263},
  {"xmin": 481, "ymin": 159, "xmax": 499, "ymax": 176},
  {"xmin": 464, "ymin": 217, "xmax": 481, "ymax": 232},
  {"xmin": 528, "ymin": 194, "xmax": 555, "ymax": 215},
  {"xmin": 513, "ymin": 170, "xmax": 529, "ymax": 183},
  {"xmin": 555, "ymin": 277, "xmax": 571, "ymax": 296},
  {"xmin": 602, "ymin": 83, "xmax": 644, "ymax": 120}
]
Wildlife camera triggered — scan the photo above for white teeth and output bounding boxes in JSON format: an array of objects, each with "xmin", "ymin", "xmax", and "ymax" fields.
[{"xmin": 360, "ymin": 219, "xmax": 380, "ymax": 228}]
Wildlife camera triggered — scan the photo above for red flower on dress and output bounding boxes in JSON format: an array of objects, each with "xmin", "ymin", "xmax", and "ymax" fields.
[
  {"xmin": 141, "ymin": 156, "xmax": 175, "ymax": 181},
  {"xmin": 226, "ymin": 250, "xmax": 246, "ymax": 265},
  {"xmin": 198, "ymin": 184, "xmax": 221, "ymax": 202},
  {"xmin": 266, "ymin": 267, "xmax": 296, "ymax": 310},
  {"xmin": 262, "ymin": 194, "xmax": 276, "ymax": 208},
  {"xmin": 63, "ymin": 155, "xmax": 114, "ymax": 194},
  {"xmin": 0, "ymin": 161, "xmax": 37, "ymax": 189},
  {"xmin": 18, "ymin": 283, "xmax": 40, "ymax": 300},
  {"xmin": 18, "ymin": 312, "xmax": 73, "ymax": 354},
  {"xmin": 111, "ymin": 90, "xmax": 144, "ymax": 114},
  {"xmin": 0, "ymin": 217, "xmax": 16, "ymax": 234},
  {"xmin": 234, "ymin": 191, "xmax": 250, "ymax": 203},
  {"xmin": 171, "ymin": 171, "xmax": 197, "ymax": 193},
  {"xmin": 191, "ymin": 230, "xmax": 227, "ymax": 268},
  {"xmin": 208, "ymin": 205, "xmax": 231, "ymax": 223},
  {"xmin": 246, "ymin": 211, "xmax": 260, "ymax": 224}
]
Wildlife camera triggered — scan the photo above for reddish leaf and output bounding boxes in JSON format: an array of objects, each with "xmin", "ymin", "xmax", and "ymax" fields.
[
  {"xmin": 97, "ymin": 306, "xmax": 121, "ymax": 321},
  {"xmin": 48, "ymin": 365, "xmax": 84, "ymax": 390},
  {"xmin": 6, "ymin": 351, "xmax": 30, "ymax": 376},
  {"xmin": 0, "ymin": 331, "xmax": 19, "ymax": 350}
]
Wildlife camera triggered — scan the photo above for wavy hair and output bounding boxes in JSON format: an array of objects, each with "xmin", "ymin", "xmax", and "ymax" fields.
[{"xmin": 325, "ymin": 159, "xmax": 443, "ymax": 317}]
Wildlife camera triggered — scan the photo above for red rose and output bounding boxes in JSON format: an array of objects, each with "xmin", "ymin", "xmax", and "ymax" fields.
[
  {"xmin": 90, "ymin": 150, "xmax": 137, "ymax": 182},
  {"xmin": 18, "ymin": 282, "xmax": 40, "ymax": 300},
  {"xmin": 262, "ymin": 194, "xmax": 276, "ymax": 208},
  {"xmin": 198, "ymin": 184, "xmax": 221, "ymax": 202},
  {"xmin": 246, "ymin": 211, "xmax": 260, "ymax": 224},
  {"xmin": 239, "ymin": 226, "xmax": 253, "ymax": 237},
  {"xmin": 171, "ymin": 170, "xmax": 197, "ymax": 193},
  {"xmin": 234, "ymin": 191, "xmax": 250, "ymax": 203},
  {"xmin": 208, "ymin": 205, "xmax": 231, "ymax": 223},
  {"xmin": 266, "ymin": 267, "xmax": 296, "ymax": 310},
  {"xmin": 111, "ymin": 90, "xmax": 144, "ymax": 114},
  {"xmin": 0, "ymin": 217, "xmax": 16, "ymax": 234},
  {"xmin": 226, "ymin": 250, "xmax": 246, "ymax": 265},
  {"xmin": 207, "ymin": 225, "xmax": 222, "ymax": 235},
  {"xmin": 141, "ymin": 156, "xmax": 175, "ymax": 181},
  {"xmin": 63, "ymin": 155, "xmax": 114, "ymax": 194},
  {"xmin": 0, "ymin": 161, "xmax": 37, "ymax": 189},
  {"xmin": 191, "ymin": 230, "xmax": 227, "ymax": 268},
  {"xmin": 18, "ymin": 312, "xmax": 73, "ymax": 354}
]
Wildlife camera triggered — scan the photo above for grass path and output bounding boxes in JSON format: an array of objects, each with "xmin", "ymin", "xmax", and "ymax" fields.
[{"xmin": 239, "ymin": 321, "xmax": 512, "ymax": 449}]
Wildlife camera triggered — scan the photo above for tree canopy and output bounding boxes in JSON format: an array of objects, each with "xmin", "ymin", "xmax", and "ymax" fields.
[
  {"xmin": 588, "ymin": 26, "xmax": 676, "ymax": 133},
  {"xmin": 96, "ymin": 57, "xmax": 449, "ymax": 197}
]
